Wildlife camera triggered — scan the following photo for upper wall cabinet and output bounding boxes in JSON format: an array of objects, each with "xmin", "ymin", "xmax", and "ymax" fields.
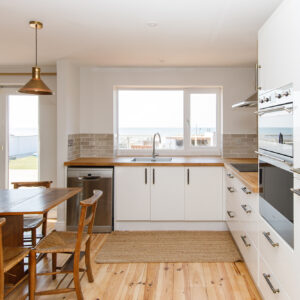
[{"xmin": 258, "ymin": 0, "xmax": 300, "ymax": 92}]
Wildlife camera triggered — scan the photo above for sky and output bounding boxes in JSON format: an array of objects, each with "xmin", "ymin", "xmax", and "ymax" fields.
[
  {"xmin": 118, "ymin": 89, "xmax": 216, "ymax": 129},
  {"xmin": 9, "ymin": 95, "xmax": 38, "ymax": 135}
]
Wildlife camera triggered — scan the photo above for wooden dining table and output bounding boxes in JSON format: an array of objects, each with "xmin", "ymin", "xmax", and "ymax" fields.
[{"xmin": 0, "ymin": 187, "xmax": 81, "ymax": 286}]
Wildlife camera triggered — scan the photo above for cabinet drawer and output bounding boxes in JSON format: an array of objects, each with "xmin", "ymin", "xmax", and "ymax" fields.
[
  {"xmin": 259, "ymin": 216, "xmax": 296, "ymax": 298},
  {"xmin": 236, "ymin": 233, "xmax": 258, "ymax": 285},
  {"xmin": 259, "ymin": 257, "xmax": 290, "ymax": 300},
  {"xmin": 238, "ymin": 201, "xmax": 259, "ymax": 247}
]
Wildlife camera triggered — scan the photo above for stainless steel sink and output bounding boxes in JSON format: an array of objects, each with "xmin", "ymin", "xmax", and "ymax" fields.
[{"xmin": 131, "ymin": 157, "xmax": 173, "ymax": 162}]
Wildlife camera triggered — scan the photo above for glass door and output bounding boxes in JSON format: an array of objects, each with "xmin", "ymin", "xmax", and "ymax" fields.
[{"xmin": 0, "ymin": 88, "xmax": 39, "ymax": 188}]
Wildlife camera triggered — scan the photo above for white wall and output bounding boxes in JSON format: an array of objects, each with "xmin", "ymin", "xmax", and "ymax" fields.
[
  {"xmin": 0, "ymin": 66, "xmax": 57, "ymax": 186},
  {"xmin": 56, "ymin": 60, "xmax": 80, "ymax": 229},
  {"xmin": 79, "ymin": 67, "xmax": 257, "ymax": 135}
]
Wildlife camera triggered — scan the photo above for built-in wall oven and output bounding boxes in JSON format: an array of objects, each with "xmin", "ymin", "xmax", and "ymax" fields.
[{"xmin": 257, "ymin": 83, "xmax": 295, "ymax": 248}]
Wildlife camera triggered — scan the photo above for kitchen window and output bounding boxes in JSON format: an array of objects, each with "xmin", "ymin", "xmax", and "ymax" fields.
[{"xmin": 116, "ymin": 87, "xmax": 221, "ymax": 155}]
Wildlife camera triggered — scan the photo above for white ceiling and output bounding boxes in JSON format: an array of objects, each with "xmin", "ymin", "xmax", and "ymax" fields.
[{"xmin": 0, "ymin": 0, "xmax": 282, "ymax": 67}]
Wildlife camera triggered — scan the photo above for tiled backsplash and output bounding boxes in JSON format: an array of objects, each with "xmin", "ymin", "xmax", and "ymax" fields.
[
  {"xmin": 222, "ymin": 134, "xmax": 258, "ymax": 158},
  {"xmin": 68, "ymin": 134, "xmax": 114, "ymax": 160},
  {"xmin": 68, "ymin": 133, "xmax": 257, "ymax": 160}
]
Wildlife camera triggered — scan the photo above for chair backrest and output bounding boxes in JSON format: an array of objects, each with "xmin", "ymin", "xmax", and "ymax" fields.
[
  {"xmin": 12, "ymin": 181, "xmax": 53, "ymax": 189},
  {"xmin": 0, "ymin": 218, "xmax": 6, "ymax": 299},
  {"xmin": 75, "ymin": 190, "xmax": 103, "ymax": 253}
]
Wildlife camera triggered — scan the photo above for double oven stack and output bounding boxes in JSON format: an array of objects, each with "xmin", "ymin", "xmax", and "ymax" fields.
[{"xmin": 257, "ymin": 83, "xmax": 296, "ymax": 248}]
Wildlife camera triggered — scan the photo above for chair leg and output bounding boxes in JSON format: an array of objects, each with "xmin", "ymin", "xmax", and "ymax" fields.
[
  {"xmin": 73, "ymin": 253, "xmax": 84, "ymax": 300},
  {"xmin": 85, "ymin": 239, "xmax": 94, "ymax": 282},
  {"xmin": 52, "ymin": 253, "xmax": 57, "ymax": 279},
  {"xmin": 29, "ymin": 251, "xmax": 37, "ymax": 300},
  {"xmin": 31, "ymin": 229, "xmax": 36, "ymax": 247},
  {"xmin": 0, "ymin": 267, "xmax": 4, "ymax": 300}
]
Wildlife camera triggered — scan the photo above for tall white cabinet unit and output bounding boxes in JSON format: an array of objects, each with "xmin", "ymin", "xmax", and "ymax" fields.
[{"xmin": 258, "ymin": 1, "xmax": 300, "ymax": 299}]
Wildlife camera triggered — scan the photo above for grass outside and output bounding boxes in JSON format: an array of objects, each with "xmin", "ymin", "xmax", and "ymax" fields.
[{"xmin": 9, "ymin": 155, "xmax": 38, "ymax": 170}]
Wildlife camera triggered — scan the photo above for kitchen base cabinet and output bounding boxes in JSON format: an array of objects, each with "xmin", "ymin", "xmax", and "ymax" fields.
[
  {"xmin": 185, "ymin": 167, "xmax": 223, "ymax": 221},
  {"xmin": 151, "ymin": 167, "xmax": 185, "ymax": 220},
  {"xmin": 115, "ymin": 167, "xmax": 150, "ymax": 221}
]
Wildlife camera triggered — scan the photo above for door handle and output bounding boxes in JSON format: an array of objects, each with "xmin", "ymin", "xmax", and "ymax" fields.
[
  {"xmin": 152, "ymin": 168, "xmax": 155, "ymax": 185},
  {"xmin": 227, "ymin": 211, "xmax": 234, "ymax": 218},
  {"xmin": 187, "ymin": 168, "xmax": 190, "ymax": 185},
  {"xmin": 241, "ymin": 204, "xmax": 252, "ymax": 214},
  {"xmin": 241, "ymin": 187, "xmax": 251, "ymax": 194},
  {"xmin": 263, "ymin": 273, "xmax": 280, "ymax": 294},
  {"xmin": 145, "ymin": 168, "xmax": 147, "ymax": 184},
  {"xmin": 263, "ymin": 232, "xmax": 279, "ymax": 247},
  {"xmin": 241, "ymin": 235, "xmax": 251, "ymax": 248},
  {"xmin": 227, "ymin": 187, "xmax": 234, "ymax": 193}
]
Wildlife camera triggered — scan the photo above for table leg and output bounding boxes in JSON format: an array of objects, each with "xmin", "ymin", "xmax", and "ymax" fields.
[{"xmin": 2, "ymin": 215, "xmax": 25, "ymax": 284}]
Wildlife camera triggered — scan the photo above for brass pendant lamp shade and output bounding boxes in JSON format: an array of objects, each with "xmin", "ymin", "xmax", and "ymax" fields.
[{"xmin": 19, "ymin": 21, "xmax": 53, "ymax": 95}]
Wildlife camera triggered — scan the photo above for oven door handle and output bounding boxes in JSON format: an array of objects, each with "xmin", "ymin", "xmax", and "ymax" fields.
[
  {"xmin": 255, "ymin": 151, "xmax": 293, "ymax": 166},
  {"xmin": 255, "ymin": 106, "xmax": 293, "ymax": 115}
]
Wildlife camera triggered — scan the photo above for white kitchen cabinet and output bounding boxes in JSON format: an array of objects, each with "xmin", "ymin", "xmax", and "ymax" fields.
[
  {"xmin": 258, "ymin": 0, "xmax": 300, "ymax": 92},
  {"xmin": 151, "ymin": 167, "xmax": 185, "ymax": 220},
  {"xmin": 184, "ymin": 167, "xmax": 223, "ymax": 221},
  {"xmin": 115, "ymin": 167, "xmax": 150, "ymax": 220}
]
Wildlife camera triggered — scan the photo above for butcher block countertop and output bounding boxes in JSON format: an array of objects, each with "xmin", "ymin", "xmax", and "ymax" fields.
[
  {"xmin": 65, "ymin": 156, "xmax": 258, "ymax": 192},
  {"xmin": 223, "ymin": 159, "xmax": 259, "ymax": 194}
]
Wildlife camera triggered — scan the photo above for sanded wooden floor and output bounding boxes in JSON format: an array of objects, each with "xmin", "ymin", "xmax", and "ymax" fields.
[{"xmin": 7, "ymin": 224, "xmax": 262, "ymax": 300}]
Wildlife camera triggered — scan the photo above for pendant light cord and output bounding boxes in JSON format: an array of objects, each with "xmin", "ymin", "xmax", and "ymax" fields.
[{"xmin": 35, "ymin": 25, "xmax": 38, "ymax": 67}]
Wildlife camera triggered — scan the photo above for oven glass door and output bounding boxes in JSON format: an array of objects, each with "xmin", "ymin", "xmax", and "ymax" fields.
[
  {"xmin": 259, "ymin": 159, "xmax": 294, "ymax": 248},
  {"xmin": 258, "ymin": 103, "xmax": 293, "ymax": 158}
]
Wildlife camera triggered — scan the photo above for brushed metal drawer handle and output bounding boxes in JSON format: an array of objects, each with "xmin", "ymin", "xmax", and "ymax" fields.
[
  {"xmin": 241, "ymin": 187, "xmax": 251, "ymax": 194},
  {"xmin": 227, "ymin": 187, "xmax": 235, "ymax": 193},
  {"xmin": 227, "ymin": 211, "xmax": 234, "ymax": 218},
  {"xmin": 227, "ymin": 173, "xmax": 234, "ymax": 179},
  {"xmin": 241, "ymin": 204, "xmax": 252, "ymax": 214},
  {"xmin": 263, "ymin": 273, "xmax": 280, "ymax": 294},
  {"xmin": 263, "ymin": 232, "xmax": 279, "ymax": 247},
  {"xmin": 241, "ymin": 235, "xmax": 251, "ymax": 247}
]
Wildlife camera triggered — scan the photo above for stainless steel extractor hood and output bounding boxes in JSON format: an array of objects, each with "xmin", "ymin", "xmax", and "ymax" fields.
[{"xmin": 232, "ymin": 92, "xmax": 258, "ymax": 108}]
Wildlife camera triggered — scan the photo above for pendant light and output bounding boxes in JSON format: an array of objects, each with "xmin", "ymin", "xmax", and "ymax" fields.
[{"xmin": 19, "ymin": 21, "xmax": 53, "ymax": 95}]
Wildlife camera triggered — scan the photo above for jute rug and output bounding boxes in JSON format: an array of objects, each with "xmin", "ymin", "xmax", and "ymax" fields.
[{"xmin": 95, "ymin": 231, "xmax": 242, "ymax": 263}]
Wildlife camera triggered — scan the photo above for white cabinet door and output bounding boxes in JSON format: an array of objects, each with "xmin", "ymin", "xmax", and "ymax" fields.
[
  {"xmin": 151, "ymin": 167, "xmax": 184, "ymax": 220},
  {"xmin": 115, "ymin": 167, "xmax": 150, "ymax": 220},
  {"xmin": 258, "ymin": 0, "xmax": 300, "ymax": 92},
  {"xmin": 185, "ymin": 167, "xmax": 223, "ymax": 220}
]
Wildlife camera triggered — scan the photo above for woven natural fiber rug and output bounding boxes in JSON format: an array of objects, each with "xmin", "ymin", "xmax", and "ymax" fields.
[{"xmin": 95, "ymin": 231, "xmax": 242, "ymax": 263}]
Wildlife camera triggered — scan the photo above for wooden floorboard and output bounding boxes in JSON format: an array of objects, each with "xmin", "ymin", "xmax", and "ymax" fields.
[{"xmin": 6, "ymin": 222, "xmax": 262, "ymax": 300}]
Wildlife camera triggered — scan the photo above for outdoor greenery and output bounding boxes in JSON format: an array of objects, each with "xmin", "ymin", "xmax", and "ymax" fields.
[{"xmin": 9, "ymin": 156, "xmax": 38, "ymax": 170}]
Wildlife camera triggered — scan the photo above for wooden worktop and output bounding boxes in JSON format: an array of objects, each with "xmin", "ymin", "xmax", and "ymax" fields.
[
  {"xmin": 64, "ymin": 156, "xmax": 227, "ymax": 166},
  {"xmin": 65, "ymin": 156, "xmax": 258, "ymax": 192},
  {"xmin": 223, "ymin": 159, "xmax": 259, "ymax": 193}
]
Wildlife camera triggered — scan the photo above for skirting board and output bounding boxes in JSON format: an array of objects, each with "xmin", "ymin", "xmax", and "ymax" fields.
[{"xmin": 114, "ymin": 221, "xmax": 227, "ymax": 231}]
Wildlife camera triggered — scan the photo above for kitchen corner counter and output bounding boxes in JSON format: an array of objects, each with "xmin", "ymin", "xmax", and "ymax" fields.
[{"xmin": 223, "ymin": 158, "xmax": 258, "ymax": 193}]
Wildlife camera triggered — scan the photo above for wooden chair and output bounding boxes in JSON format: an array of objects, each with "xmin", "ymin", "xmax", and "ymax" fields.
[
  {"xmin": 0, "ymin": 218, "xmax": 30, "ymax": 300},
  {"xmin": 11, "ymin": 181, "xmax": 53, "ymax": 246},
  {"xmin": 29, "ymin": 189, "xmax": 103, "ymax": 300}
]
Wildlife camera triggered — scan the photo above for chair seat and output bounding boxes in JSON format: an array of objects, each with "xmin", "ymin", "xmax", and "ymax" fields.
[
  {"xmin": 23, "ymin": 217, "xmax": 44, "ymax": 230},
  {"xmin": 3, "ymin": 247, "xmax": 30, "ymax": 272},
  {"xmin": 34, "ymin": 231, "xmax": 90, "ymax": 253}
]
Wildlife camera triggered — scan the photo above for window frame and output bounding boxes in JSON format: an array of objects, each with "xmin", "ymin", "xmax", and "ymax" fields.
[{"xmin": 115, "ymin": 86, "xmax": 222, "ymax": 156}]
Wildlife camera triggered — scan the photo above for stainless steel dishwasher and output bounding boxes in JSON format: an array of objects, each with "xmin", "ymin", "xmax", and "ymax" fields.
[{"xmin": 67, "ymin": 167, "xmax": 113, "ymax": 232}]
